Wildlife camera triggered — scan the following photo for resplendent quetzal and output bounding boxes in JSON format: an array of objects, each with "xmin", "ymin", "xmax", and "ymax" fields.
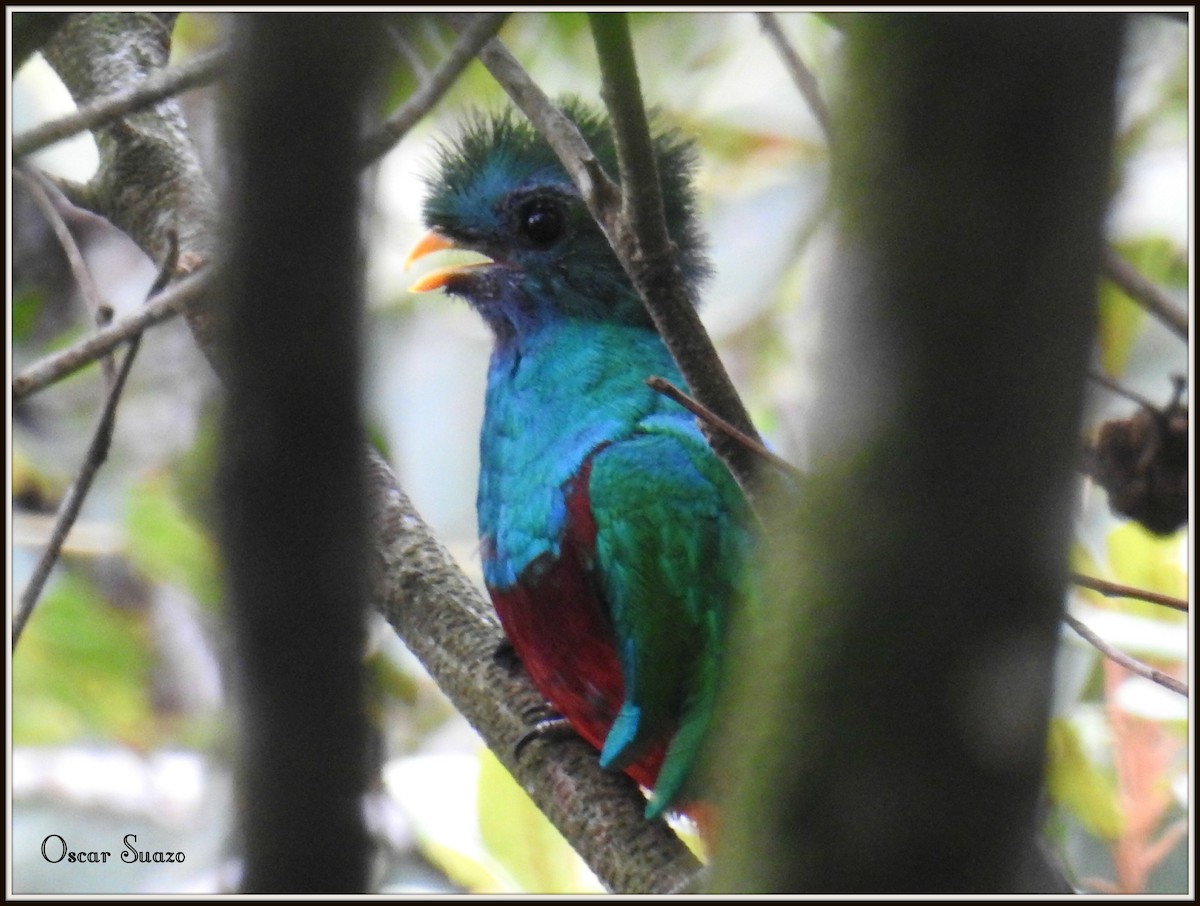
[{"xmin": 405, "ymin": 100, "xmax": 750, "ymax": 819}]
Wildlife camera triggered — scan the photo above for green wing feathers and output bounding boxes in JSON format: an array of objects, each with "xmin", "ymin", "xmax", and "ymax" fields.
[{"xmin": 587, "ymin": 426, "xmax": 748, "ymax": 815}]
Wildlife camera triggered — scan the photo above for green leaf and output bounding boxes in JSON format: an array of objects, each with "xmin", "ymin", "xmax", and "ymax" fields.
[
  {"xmin": 1096, "ymin": 280, "xmax": 1145, "ymax": 378},
  {"xmin": 477, "ymin": 747, "xmax": 602, "ymax": 893},
  {"xmin": 12, "ymin": 572, "xmax": 155, "ymax": 745},
  {"xmin": 123, "ymin": 473, "xmax": 221, "ymax": 608},
  {"xmin": 1046, "ymin": 717, "xmax": 1123, "ymax": 841},
  {"xmin": 366, "ymin": 643, "xmax": 421, "ymax": 708},
  {"xmin": 1106, "ymin": 521, "xmax": 1188, "ymax": 619},
  {"xmin": 1113, "ymin": 236, "xmax": 1188, "ymax": 289},
  {"xmin": 382, "ymin": 750, "xmax": 602, "ymax": 893},
  {"xmin": 384, "ymin": 754, "xmax": 499, "ymax": 892},
  {"xmin": 12, "ymin": 289, "xmax": 45, "ymax": 343},
  {"xmin": 1097, "ymin": 236, "xmax": 1187, "ymax": 378}
]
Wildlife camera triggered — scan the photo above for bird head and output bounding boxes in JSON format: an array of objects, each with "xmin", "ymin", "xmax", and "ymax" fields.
[{"xmin": 405, "ymin": 99, "xmax": 710, "ymax": 342}]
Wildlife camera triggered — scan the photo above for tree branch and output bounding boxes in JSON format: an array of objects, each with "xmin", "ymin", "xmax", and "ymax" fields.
[
  {"xmin": 12, "ymin": 267, "xmax": 206, "ymax": 401},
  {"xmin": 13, "ymin": 166, "xmax": 116, "ymax": 383},
  {"xmin": 13, "ymin": 235, "xmax": 177, "ymax": 649},
  {"xmin": 711, "ymin": 13, "xmax": 1126, "ymax": 892},
  {"xmin": 27, "ymin": 12, "xmax": 699, "ymax": 892},
  {"xmin": 647, "ymin": 375, "xmax": 802, "ymax": 481},
  {"xmin": 13, "ymin": 339, "xmax": 141, "ymax": 649},
  {"xmin": 359, "ymin": 12, "xmax": 509, "ymax": 165},
  {"xmin": 221, "ymin": 16, "xmax": 381, "ymax": 889},
  {"xmin": 1071, "ymin": 572, "xmax": 1188, "ymax": 612},
  {"xmin": 755, "ymin": 12, "xmax": 834, "ymax": 143},
  {"xmin": 1064, "ymin": 614, "xmax": 1187, "ymax": 697},
  {"xmin": 1087, "ymin": 369, "xmax": 1163, "ymax": 411},
  {"xmin": 40, "ymin": 12, "xmax": 220, "ymax": 362},
  {"xmin": 13, "ymin": 43, "xmax": 228, "ymax": 161},
  {"xmin": 590, "ymin": 13, "xmax": 764, "ymax": 497},
  {"xmin": 1101, "ymin": 245, "xmax": 1188, "ymax": 340}
]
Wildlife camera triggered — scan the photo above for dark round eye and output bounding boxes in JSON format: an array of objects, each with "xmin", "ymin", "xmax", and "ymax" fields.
[{"xmin": 516, "ymin": 198, "xmax": 565, "ymax": 248}]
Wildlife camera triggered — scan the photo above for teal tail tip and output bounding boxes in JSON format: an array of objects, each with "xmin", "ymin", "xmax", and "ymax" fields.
[{"xmin": 598, "ymin": 703, "xmax": 642, "ymax": 771}]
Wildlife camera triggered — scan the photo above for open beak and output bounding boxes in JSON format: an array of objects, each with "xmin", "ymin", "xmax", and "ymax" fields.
[{"xmin": 403, "ymin": 229, "xmax": 491, "ymax": 294}]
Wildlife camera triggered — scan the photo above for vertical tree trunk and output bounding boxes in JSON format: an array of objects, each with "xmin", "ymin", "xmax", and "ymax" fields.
[
  {"xmin": 711, "ymin": 13, "xmax": 1125, "ymax": 892},
  {"xmin": 219, "ymin": 14, "xmax": 384, "ymax": 893}
]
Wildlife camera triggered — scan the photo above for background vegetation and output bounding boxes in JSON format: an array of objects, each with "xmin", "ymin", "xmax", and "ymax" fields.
[{"xmin": 10, "ymin": 11, "xmax": 1189, "ymax": 894}]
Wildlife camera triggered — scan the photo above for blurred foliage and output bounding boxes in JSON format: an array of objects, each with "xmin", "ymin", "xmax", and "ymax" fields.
[
  {"xmin": 476, "ymin": 748, "xmax": 601, "ymax": 892},
  {"xmin": 9, "ymin": 9, "xmax": 1189, "ymax": 895},
  {"xmin": 384, "ymin": 748, "xmax": 602, "ymax": 893},
  {"xmin": 12, "ymin": 289, "xmax": 46, "ymax": 343},
  {"xmin": 1096, "ymin": 270, "xmax": 1147, "ymax": 378},
  {"xmin": 12, "ymin": 571, "xmax": 154, "ymax": 746},
  {"xmin": 1047, "ymin": 717, "xmax": 1124, "ymax": 842},
  {"xmin": 1097, "ymin": 236, "xmax": 1187, "ymax": 377},
  {"xmin": 123, "ymin": 473, "xmax": 221, "ymax": 610}
]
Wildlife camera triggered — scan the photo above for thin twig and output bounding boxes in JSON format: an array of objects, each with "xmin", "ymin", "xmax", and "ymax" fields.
[
  {"xmin": 476, "ymin": 37, "xmax": 622, "ymax": 215},
  {"xmin": 386, "ymin": 21, "xmax": 432, "ymax": 82},
  {"xmin": 647, "ymin": 375, "xmax": 803, "ymax": 480},
  {"xmin": 1102, "ymin": 245, "xmax": 1188, "ymax": 340},
  {"xmin": 1087, "ymin": 370, "xmax": 1162, "ymax": 411},
  {"xmin": 1072, "ymin": 572, "xmax": 1188, "ymax": 612},
  {"xmin": 13, "ymin": 328, "xmax": 141, "ymax": 648},
  {"xmin": 16, "ymin": 14, "xmax": 500, "ymax": 399},
  {"xmin": 360, "ymin": 12, "xmax": 509, "ymax": 165},
  {"xmin": 1064, "ymin": 613, "xmax": 1187, "ymax": 697},
  {"xmin": 13, "ymin": 233, "xmax": 179, "ymax": 649},
  {"xmin": 14, "ymin": 167, "xmax": 117, "ymax": 383},
  {"xmin": 756, "ymin": 12, "xmax": 834, "ymax": 142},
  {"xmin": 13, "ymin": 44, "xmax": 228, "ymax": 160},
  {"xmin": 12, "ymin": 266, "xmax": 206, "ymax": 401}
]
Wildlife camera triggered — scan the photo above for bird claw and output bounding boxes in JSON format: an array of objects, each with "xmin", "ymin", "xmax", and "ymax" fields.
[
  {"xmin": 514, "ymin": 716, "xmax": 576, "ymax": 761},
  {"xmin": 492, "ymin": 638, "xmax": 522, "ymax": 673},
  {"xmin": 520, "ymin": 702, "xmax": 557, "ymax": 723}
]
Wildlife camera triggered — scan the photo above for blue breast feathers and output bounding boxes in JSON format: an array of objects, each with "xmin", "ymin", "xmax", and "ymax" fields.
[{"xmin": 477, "ymin": 318, "xmax": 695, "ymax": 591}]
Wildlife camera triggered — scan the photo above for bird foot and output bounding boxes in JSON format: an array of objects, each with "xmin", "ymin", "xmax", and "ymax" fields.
[
  {"xmin": 514, "ymin": 716, "xmax": 576, "ymax": 760},
  {"xmin": 492, "ymin": 638, "xmax": 523, "ymax": 673}
]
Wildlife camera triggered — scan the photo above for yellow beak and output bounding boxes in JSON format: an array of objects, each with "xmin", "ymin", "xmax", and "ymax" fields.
[{"xmin": 403, "ymin": 229, "xmax": 491, "ymax": 294}]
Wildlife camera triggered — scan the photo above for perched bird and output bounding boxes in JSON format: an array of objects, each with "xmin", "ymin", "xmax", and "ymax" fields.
[{"xmin": 405, "ymin": 100, "xmax": 750, "ymax": 819}]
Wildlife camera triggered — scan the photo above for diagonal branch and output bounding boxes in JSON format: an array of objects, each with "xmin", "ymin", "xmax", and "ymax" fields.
[
  {"xmin": 13, "ymin": 235, "xmax": 177, "ymax": 650},
  {"xmin": 647, "ymin": 375, "xmax": 802, "ymax": 481},
  {"xmin": 476, "ymin": 37, "xmax": 622, "ymax": 218},
  {"xmin": 12, "ymin": 267, "xmax": 207, "ymax": 401},
  {"xmin": 13, "ymin": 43, "xmax": 228, "ymax": 161},
  {"xmin": 1064, "ymin": 614, "xmax": 1187, "ymax": 697},
  {"xmin": 755, "ymin": 12, "xmax": 834, "ymax": 142},
  {"xmin": 14, "ymin": 166, "xmax": 117, "ymax": 383},
  {"xmin": 359, "ymin": 12, "xmax": 509, "ymax": 165},
  {"xmin": 1071, "ymin": 572, "xmax": 1188, "ymax": 612},
  {"xmin": 13, "ymin": 341, "xmax": 141, "ymax": 648},
  {"xmin": 13, "ymin": 341, "xmax": 142, "ymax": 648},
  {"xmin": 1101, "ymin": 245, "xmax": 1188, "ymax": 340},
  {"xmin": 590, "ymin": 13, "xmax": 764, "ymax": 495},
  {"xmin": 26, "ymin": 13, "xmax": 698, "ymax": 892}
]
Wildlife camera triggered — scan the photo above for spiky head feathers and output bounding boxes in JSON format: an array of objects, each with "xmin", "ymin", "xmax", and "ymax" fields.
[{"xmin": 419, "ymin": 99, "xmax": 709, "ymax": 334}]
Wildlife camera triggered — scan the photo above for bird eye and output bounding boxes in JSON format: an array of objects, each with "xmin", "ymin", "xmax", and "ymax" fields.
[{"xmin": 516, "ymin": 198, "xmax": 565, "ymax": 248}]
